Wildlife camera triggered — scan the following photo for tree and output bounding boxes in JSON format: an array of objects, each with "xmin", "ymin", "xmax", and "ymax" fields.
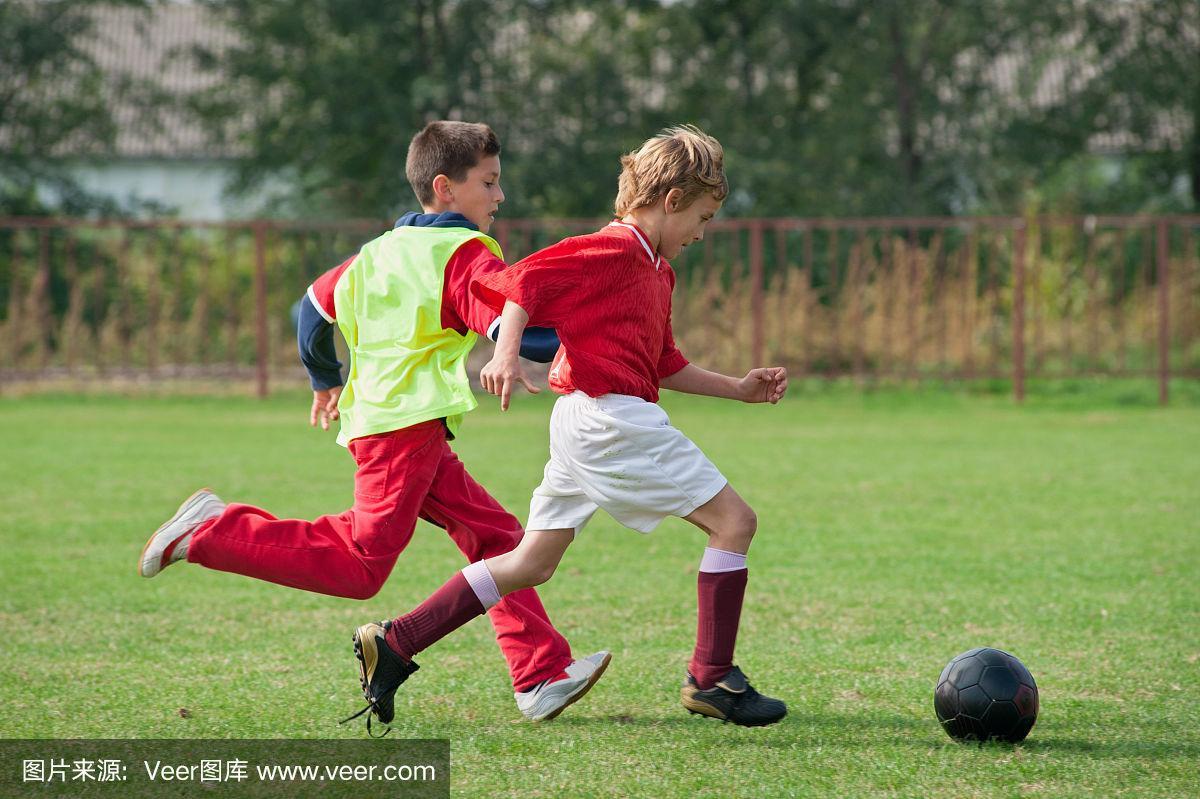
[
  {"xmin": 0, "ymin": 0, "xmax": 141, "ymax": 215},
  {"xmin": 186, "ymin": 0, "xmax": 1195, "ymax": 219},
  {"xmin": 1070, "ymin": 0, "xmax": 1199, "ymax": 210},
  {"xmin": 188, "ymin": 0, "xmax": 510, "ymax": 217}
]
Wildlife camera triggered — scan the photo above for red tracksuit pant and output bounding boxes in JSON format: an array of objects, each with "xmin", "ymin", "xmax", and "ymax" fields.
[{"xmin": 187, "ymin": 419, "xmax": 572, "ymax": 691}]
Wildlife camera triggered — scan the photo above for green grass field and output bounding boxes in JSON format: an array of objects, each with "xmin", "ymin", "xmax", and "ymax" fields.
[{"xmin": 1, "ymin": 382, "xmax": 1198, "ymax": 797}]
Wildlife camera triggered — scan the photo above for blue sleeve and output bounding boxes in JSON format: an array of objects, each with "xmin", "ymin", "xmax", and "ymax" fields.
[
  {"xmin": 487, "ymin": 325, "xmax": 560, "ymax": 363},
  {"xmin": 297, "ymin": 294, "xmax": 343, "ymax": 389}
]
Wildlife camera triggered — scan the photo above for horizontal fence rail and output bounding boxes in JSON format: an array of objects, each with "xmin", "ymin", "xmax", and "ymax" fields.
[{"xmin": 1, "ymin": 215, "xmax": 1197, "ymax": 403}]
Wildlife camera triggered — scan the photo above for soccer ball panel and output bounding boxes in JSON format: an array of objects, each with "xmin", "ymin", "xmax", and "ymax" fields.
[
  {"xmin": 979, "ymin": 665, "xmax": 1020, "ymax": 701},
  {"xmin": 975, "ymin": 648, "xmax": 1009, "ymax": 667},
  {"xmin": 934, "ymin": 680, "xmax": 959, "ymax": 722},
  {"xmin": 1009, "ymin": 714, "xmax": 1036, "ymax": 743},
  {"xmin": 949, "ymin": 656, "xmax": 985, "ymax": 688},
  {"xmin": 1006, "ymin": 654, "xmax": 1037, "ymax": 690},
  {"xmin": 957, "ymin": 684, "xmax": 991, "ymax": 718},
  {"xmin": 942, "ymin": 714, "xmax": 989, "ymax": 741},
  {"xmin": 1014, "ymin": 683, "xmax": 1039, "ymax": 717},
  {"xmin": 982, "ymin": 700, "xmax": 1020, "ymax": 736}
]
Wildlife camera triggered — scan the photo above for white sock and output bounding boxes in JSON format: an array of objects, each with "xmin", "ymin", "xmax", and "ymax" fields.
[
  {"xmin": 698, "ymin": 547, "xmax": 747, "ymax": 573},
  {"xmin": 461, "ymin": 560, "xmax": 502, "ymax": 609}
]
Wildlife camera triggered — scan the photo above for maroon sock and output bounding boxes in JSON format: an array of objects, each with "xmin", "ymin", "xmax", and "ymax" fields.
[
  {"xmin": 385, "ymin": 572, "xmax": 485, "ymax": 661},
  {"xmin": 689, "ymin": 569, "xmax": 748, "ymax": 690}
]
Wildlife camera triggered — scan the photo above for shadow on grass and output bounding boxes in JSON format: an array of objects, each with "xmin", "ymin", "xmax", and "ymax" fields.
[
  {"xmin": 557, "ymin": 710, "xmax": 1197, "ymax": 760},
  {"xmin": 546, "ymin": 708, "xmax": 936, "ymax": 744},
  {"xmin": 1021, "ymin": 737, "xmax": 1200, "ymax": 759}
]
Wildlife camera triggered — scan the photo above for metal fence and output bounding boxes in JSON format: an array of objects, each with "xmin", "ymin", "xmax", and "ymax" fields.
[{"xmin": 1, "ymin": 215, "xmax": 1197, "ymax": 403}]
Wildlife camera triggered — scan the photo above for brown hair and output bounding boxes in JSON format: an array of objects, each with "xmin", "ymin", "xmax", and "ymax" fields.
[
  {"xmin": 614, "ymin": 125, "xmax": 728, "ymax": 217},
  {"xmin": 405, "ymin": 121, "xmax": 501, "ymax": 206}
]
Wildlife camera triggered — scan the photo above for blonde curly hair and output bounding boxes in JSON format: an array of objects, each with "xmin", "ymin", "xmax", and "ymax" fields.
[{"xmin": 614, "ymin": 125, "xmax": 728, "ymax": 217}]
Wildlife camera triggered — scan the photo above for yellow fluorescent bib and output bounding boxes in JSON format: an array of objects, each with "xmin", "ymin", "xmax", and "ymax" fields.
[{"xmin": 332, "ymin": 226, "xmax": 502, "ymax": 446}]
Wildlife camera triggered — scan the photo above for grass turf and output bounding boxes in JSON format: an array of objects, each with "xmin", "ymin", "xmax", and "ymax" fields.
[{"xmin": 0, "ymin": 382, "xmax": 1197, "ymax": 797}]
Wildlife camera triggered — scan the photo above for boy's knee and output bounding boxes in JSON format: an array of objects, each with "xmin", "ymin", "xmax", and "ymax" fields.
[
  {"xmin": 345, "ymin": 569, "xmax": 389, "ymax": 600},
  {"xmin": 524, "ymin": 560, "xmax": 558, "ymax": 588},
  {"xmin": 506, "ymin": 556, "xmax": 557, "ymax": 590},
  {"xmin": 713, "ymin": 503, "xmax": 757, "ymax": 551},
  {"xmin": 728, "ymin": 503, "xmax": 757, "ymax": 540},
  {"xmin": 346, "ymin": 583, "xmax": 382, "ymax": 601},
  {"xmin": 740, "ymin": 506, "xmax": 758, "ymax": 536}
]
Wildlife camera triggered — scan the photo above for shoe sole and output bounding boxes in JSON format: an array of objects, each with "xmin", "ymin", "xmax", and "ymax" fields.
[
  {"xmin": 538, "ymin": 652, "xmax": 612, "ymax": 722},
  {"xmin": 138, "ymin": 488, "xmax": 212, "ymax": 577},
  {"xmin": 681, "ymin": 686, "xmax": 787, "ymax": 727},
  {"xmin": 352, "ymin": 623, "xmax": 383, "ymax": 705}
]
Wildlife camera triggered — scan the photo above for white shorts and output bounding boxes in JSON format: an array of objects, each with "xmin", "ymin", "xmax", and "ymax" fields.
[{"xmin": 526, "ymin": 391, "xmax": 728, "ymax": 535}]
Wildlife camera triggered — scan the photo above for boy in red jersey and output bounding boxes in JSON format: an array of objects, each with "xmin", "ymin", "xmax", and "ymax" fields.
[
  {"xmin": 137, "ymin": 122, "xmax": 609, "ymax": 731},
  {"xmin": 359, "ymin": 126, "xmax": 788, "ymax": 726}
]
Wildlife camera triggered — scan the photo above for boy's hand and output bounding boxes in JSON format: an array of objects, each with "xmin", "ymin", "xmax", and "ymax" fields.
[
  {"xmin": 737, "ymin": 367, "xmax": 788, "ymax": 404},
  {"xmin": 310, "ymin": 386, "xmax": 342, "ymax": 429},
  {"xmin": 480, "ymin": 355, "xmax": 540, "ymax": 411}
]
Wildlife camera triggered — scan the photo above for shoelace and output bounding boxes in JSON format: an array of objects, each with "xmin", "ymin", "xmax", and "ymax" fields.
[{"xmin": 339, "ymin": 702, "xmax": 392, "ymax": 738}]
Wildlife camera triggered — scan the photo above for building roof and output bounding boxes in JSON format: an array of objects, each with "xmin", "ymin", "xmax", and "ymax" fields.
[{"xmin": 87, "ymin": 2, "xmax": 243, "ymax": 159}]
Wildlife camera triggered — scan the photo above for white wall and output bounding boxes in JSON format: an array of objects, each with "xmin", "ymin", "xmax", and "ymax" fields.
[{"xmin": 52, "ymin": 158, "xmax": 277, "ymax": 220}]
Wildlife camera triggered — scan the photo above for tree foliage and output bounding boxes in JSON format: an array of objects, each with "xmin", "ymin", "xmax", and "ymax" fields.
[
  {"xmin": 0, "ymin": 0, "xmax": 147, "ymax": 215},
  {"xmin": 184, "ymin": 0, "xmax": 1197, "ymax": 218}
]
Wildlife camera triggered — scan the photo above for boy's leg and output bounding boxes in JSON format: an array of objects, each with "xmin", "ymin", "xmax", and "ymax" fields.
[
  {"xmin": 680, "ymin": 484, "xmax": 786, "ymax": 726},
  {"xmin": 180, "ymin": 422, "xmax": 445, "ymax": 599},
  {"xmin": 353, "ymin": 439, "xmax": 608, "ymax": 726},
  {"xmin": 681, "ymin": 484, "xmax": 755, "ymax": 687},
  {"xmin": 383, "ymin": 528, "xmax": 575, "ymax": 663},
  {"xmin": 357, "ymin": 528, "xmax": 601, "ymax": 724},
  {"xmin": 416, "ymin": 443, "xmax": 573, "ymax": 691}
]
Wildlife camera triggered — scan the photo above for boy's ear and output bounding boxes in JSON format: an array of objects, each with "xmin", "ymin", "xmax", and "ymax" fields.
[
  {"xmin": 664, "ymin": 187, "xmax": 685, "ymax": 213},
  {"xmin": 431, "ymin": 174, "xmax": 454, "ymax": 204}
]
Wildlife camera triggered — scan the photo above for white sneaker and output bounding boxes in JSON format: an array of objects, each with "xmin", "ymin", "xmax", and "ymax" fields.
[
  {"xmin": 139, "ymin": 489, "xmax": 226, "ymax": 577},
  {"xmin": 515, "ymin": 651, "xmax": 612, "ymax": 721}
]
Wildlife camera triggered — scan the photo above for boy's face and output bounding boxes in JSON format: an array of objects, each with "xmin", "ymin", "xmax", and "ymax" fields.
[
  {"xmin": 438, "ymin": 155, "xmax": 505, "ymax": 233},
  {"xmin": 658, "ymin": 191, "xmax": 722, "ymax": 260}
]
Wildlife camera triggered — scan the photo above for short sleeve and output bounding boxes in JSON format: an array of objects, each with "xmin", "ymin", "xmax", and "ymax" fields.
[
  {"xmin": 656, "ymin": 310, "xmax": 689, "ymax": 379},
  {"xmin": 443, "ymin": 238, "xmax": 508, "ymax": 336},
  {"xmin": 308, "ymin": 254, "xmax": 356, "ymax": 321},
  {"xmin": 471, "ymin": 240, "xmax": 586, "ymax": 328}
]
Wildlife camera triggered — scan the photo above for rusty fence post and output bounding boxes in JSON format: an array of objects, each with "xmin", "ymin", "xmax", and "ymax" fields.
[
  {"xmin": 1156, "ymin": 219, "xmax": 1169, "ymax": 406},
  {"xmin": 749, "ymin": 220, "xmax": 765, "ymax": 369},
  {"xmin": 907, "ymin": 226, "xmax": 918, "ymax": 379},
  {"xmin": 1012, "ymin": 221, "xmax": 1026, "ymax": 403},
  {"xmin": 253, "ymin": 221, "xmax": 269, "ymax": 398},
  {"xmin": 36, "ymin": 228, "xmax": 50, "ymax": 373},
  {"xmin": 801, "ymin": 225, "xmax": 813, "ymax": 377}
]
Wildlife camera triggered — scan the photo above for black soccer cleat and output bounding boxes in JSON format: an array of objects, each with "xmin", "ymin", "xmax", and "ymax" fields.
[
  {"xmin": 681, "ymin": 666, "xmax": 787, "ymax": 727},
  {"xmin": 340, "ymin": 620, "xmax": 419, "ymax": 736}
]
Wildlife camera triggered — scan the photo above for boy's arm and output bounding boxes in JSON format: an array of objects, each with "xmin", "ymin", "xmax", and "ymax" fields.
[
  {"xmin": 655, "ymin": 277, "xmax": 786, "ymax": 404},
  {"xmin": 297, "ymin": 294, "xmax": 342, "ymax": 390},
  {"xmin": 297, "ymin": 294, "xmax": 343, "ymax": 430},
  {"xmin": 471, "ymin": 241, "xmax": 587, "ymax": 408},
  {"xmin": 661, "ymin": 362, "xmax": 788, "ymax": 404},
  {"xmin": 480, "ymin": 300, "xmax": 540, "ymax": 411},
  {"xmin": 445, "ymin": 240, "xmax": 561, "ymax": 362},
  {"xmin": 299, "ymin": 256, "xmax": 354, "ymax": 429}
]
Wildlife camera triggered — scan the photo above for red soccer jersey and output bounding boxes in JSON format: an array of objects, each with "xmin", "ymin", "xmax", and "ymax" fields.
[
  {"xmin": 472, "ymin": 221, "xmax": 689, "ymax": 403},
  {"xmin": 307, "ymin": 238, "xmax": 504, "ymax": 335}
]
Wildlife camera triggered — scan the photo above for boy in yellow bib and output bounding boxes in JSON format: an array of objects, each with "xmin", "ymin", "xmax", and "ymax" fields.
[{"xmin": 139, "ymin": 122, "xmax": 609, "ymax": 729}]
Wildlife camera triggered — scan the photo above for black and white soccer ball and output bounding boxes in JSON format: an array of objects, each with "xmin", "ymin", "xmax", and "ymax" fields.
[{"xmin": 934, "ymin": 647, "xmax": 1039, "ymax": 743}]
